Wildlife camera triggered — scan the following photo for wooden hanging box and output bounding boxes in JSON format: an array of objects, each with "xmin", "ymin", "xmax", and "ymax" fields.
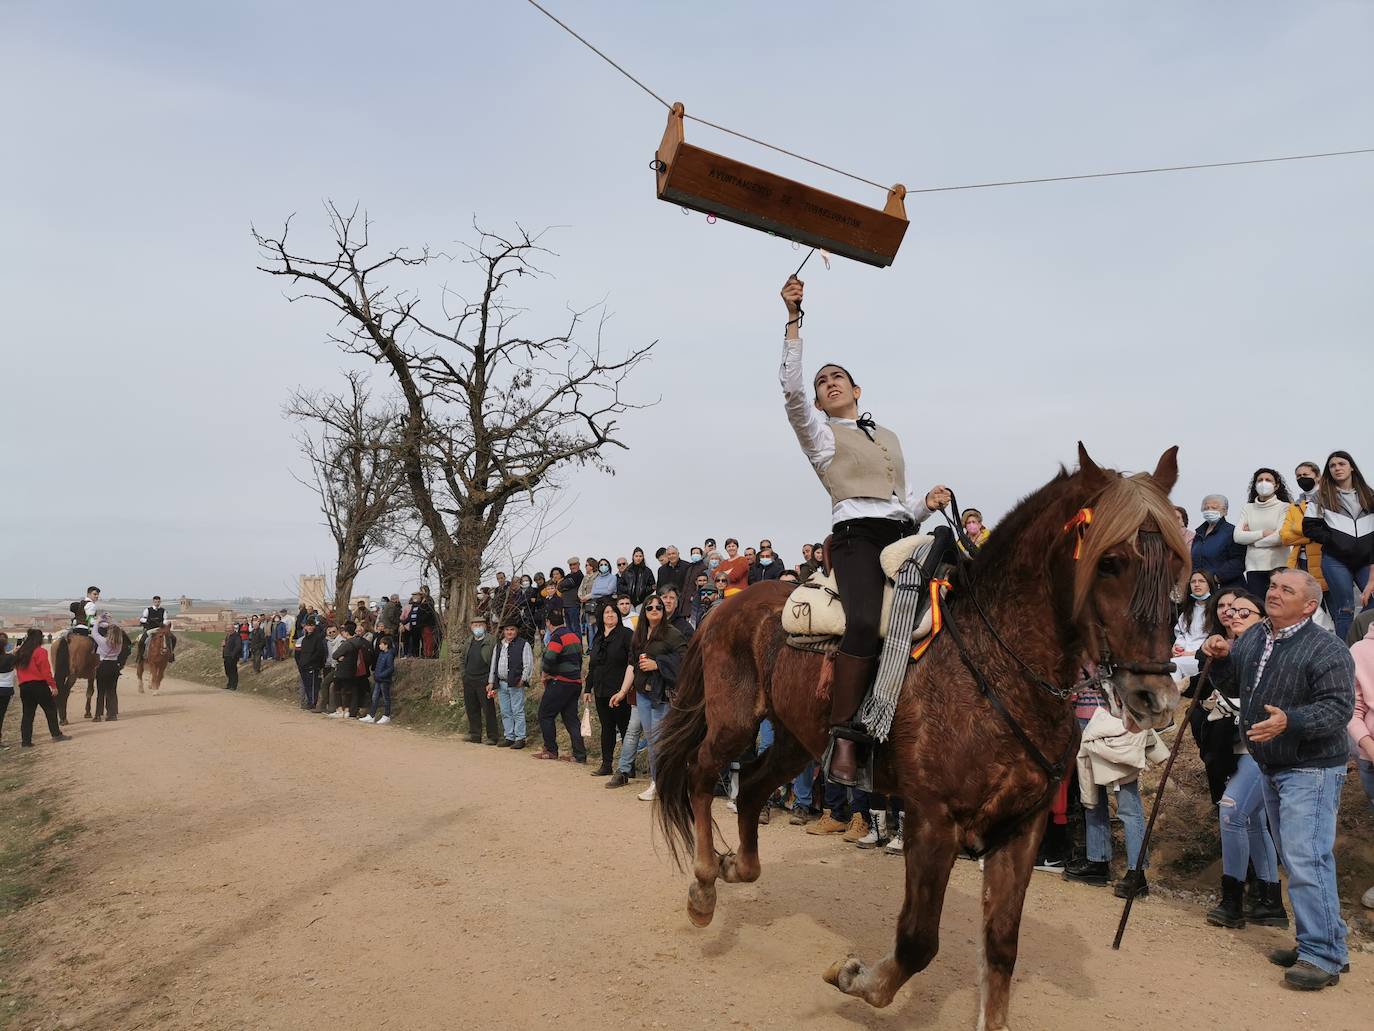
[{"xmin": 654, "ymin": 102, "xmax": 909, "ymax": 267}]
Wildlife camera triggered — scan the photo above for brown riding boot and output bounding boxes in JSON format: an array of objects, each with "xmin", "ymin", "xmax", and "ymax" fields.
[{"xmin": 827, "ymin": 651, "xmax": 877, "ymax": 786}]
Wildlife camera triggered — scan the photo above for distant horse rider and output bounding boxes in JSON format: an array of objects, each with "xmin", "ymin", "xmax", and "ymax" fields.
[
  {"xmin": 68, "ymin": 586, "xmax": 101, "ymax": 636},
  {"xmin": 779, "ymin": 276, "xmax": 951, "ymax": 785},
  {"xmin": 137, "ymin": 595, "xmax": 177, "ymax": 665}
]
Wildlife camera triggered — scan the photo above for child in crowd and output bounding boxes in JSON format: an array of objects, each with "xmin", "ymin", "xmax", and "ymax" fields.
[{"xmin": 361, "ymin": 635, "xmax": 395, "ymax": 725}]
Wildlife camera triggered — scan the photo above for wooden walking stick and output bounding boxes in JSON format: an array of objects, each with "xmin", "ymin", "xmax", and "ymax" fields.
[{"xmin": 1112, "ymin": 655, "xmax": 1214, "ymax": 950}]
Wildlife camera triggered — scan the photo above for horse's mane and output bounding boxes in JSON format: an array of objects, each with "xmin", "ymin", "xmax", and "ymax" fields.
[{"xmin": 960, "ymin": 461, "xmax": 1188, "ymax": 623}]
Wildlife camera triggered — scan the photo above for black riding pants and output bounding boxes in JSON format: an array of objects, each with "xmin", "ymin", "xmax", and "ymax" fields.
[
  {"xmin": 594, "ymin": 693, "xmax": 630, "ymax": 765},
  {"xmin": 830, "ymin": 516, "xmax": 913, "ymax": 658},
  {"xmin": 20, "ymin": 680, "xmax": 62, "ymax": 744}
]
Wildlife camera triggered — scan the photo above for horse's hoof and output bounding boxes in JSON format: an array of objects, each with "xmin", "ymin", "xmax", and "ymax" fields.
[
  {"xmin": 687, "ymin": 880, "xmax": 717, "ymax": 927},
  {"xmin": 823, "ymin": 955, "xmax": 864, "ymax": 993},
  {"xmin": 719, "ymin": 852, "xmax": 759, "ymax": 884},
  {"xmin": 138, "ymin": 686, "xmax": 145, "ymax": 694}
]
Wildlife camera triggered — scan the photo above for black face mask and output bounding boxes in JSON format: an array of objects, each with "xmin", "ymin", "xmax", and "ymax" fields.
[{"xmin": 1296, "ymin": 475, "xmax": 1317, "ymax": 492}]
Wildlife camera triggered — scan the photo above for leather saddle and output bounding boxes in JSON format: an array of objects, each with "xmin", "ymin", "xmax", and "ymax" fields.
[{"xmin": 781, "ymin": 534, "xmax": 947, "ymax": 644}]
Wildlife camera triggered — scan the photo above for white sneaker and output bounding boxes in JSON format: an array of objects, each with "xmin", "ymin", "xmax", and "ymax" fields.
[
  {"xmin": 377, "ymin": 716, "xmax": 391, "ymax": 725},
  {"xmin": 328, "ymin": 711, "xmax": 345, "ymax": 719},
  {"xmin": 885, "ymin": 834, "xmax": 904, "ymax": 855},
  {"xmin": 637, "ymin": 782, "xmax": 657, "ymax": 802},
  {"xmin": 1362, "ymin": 884, "xmax": 1374, "ymax": 910},
  {"xmin": 359, "ymin": 715, "xmax": 375, "ymax": 723}
]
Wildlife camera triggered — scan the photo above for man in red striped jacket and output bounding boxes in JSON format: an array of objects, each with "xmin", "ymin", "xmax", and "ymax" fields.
[{"xmin": 534, "ymin": 612, "xmax": 587, "ymax": 763}]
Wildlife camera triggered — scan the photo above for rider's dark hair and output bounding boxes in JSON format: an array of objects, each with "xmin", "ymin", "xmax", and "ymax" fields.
[
  {"xmin": 87, "ymin": 586, "xmax": 100, "ymax": 594},
  {"xmin": 813, "ymin": 363, "xmax": 858, "ymax": 398},
  {"xmin": 15, "ymin": 628, "xmax": 44, "ymax": 666}
]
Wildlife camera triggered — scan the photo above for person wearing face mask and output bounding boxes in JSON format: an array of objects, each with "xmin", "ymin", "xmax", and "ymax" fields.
[
  {"xmin": 1172, "ymin": 571, "xmax": 1219, "ymax": 681},
  {"xmin": 1232, "ymin": 468, "xmax": 1294, "ymax": 598},
  {"xmin": 1191, "ymin": 494, "xmax": 1247, "ymax": 590},
  {"xmin": 961, "ymin": 509, "xmax": 991, "ymax": 548},
  {"xmin": 588, "ymin": 558, "xmax": 620, "ymax": 647},
  {"xmin": 461, "ymin": 617, "xmax": 500, "ymax": 745},
  {"xmin": 753, "ymin": 546, "xmax": 783, "ymax": 582},
  {"xmin": 617, "ymin": 547, "xmax": 656, "ymax": 607},
  {"xmin": 678, "ymin": 547, "xmax": 709, "ymax": 601},
  {"xmin": 1280, "ymin": 462, "xmax": 1327, "ymax": 601},
  {"xmin": 1302, "ymin": 450, "xmax": 1374, "ymax": 642}
]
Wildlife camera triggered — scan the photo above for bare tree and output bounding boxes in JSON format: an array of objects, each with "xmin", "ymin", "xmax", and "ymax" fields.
[
  {"xmin": 285, "ymin": 369, "xmax": 405, "ymax": 623},
  {"xmin": 256, "ymin": 204, "xmax": 655, "ymax": 701}
]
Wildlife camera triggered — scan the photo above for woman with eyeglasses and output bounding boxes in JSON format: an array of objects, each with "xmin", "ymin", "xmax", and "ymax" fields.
[
  {"xmin": 605, "ymin": 593, "xmax": 687, "ymax": 801},
  {"xmin": 1302, "ymin": 450, "xmax": 1374, "ymax": 641},
  {"xmin": 1186, "ymin": 588, "xmax": 1245, "ymax": 804},
  {"xmin": 1233, "ymin": 468, "xmax": 1294, "ymax": 598},
  {"xmin": 1202, "ymin": 590, "xmax": 1287, "ymax": 931}
]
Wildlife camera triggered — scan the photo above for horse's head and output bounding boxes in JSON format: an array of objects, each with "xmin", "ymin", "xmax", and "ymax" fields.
[{"xmin": 1063, "ymin": 443, "xmax": 1188, "ymax": 732}]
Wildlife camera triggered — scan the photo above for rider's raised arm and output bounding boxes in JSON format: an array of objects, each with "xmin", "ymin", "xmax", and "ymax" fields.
[{"xmin": 779, "ymin": 277, "xmax": 834, "ymax": 474}]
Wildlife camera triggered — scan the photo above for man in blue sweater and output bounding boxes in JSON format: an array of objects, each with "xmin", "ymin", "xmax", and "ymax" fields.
[{"xmin": 1203, "ymin": 567, "xmax": 1355, "ymax": 990}]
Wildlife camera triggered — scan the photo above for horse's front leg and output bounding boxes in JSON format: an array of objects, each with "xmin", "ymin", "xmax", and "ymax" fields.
[
  {"xmin": 825, "ymin": 803, "xmax": 959, "ymax": 1008},
  {"xmin": 976, "ymin": 815, "xmax": 1043, "ymax": 1031},
  {"xmin": 723, "ymin": 731, "xmax": 807, "ymax": 884}
]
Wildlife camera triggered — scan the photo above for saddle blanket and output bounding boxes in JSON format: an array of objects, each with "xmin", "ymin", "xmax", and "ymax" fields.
[{"xmin": 780, "ymin": 533, "xmax": 945, "ymax": 642}]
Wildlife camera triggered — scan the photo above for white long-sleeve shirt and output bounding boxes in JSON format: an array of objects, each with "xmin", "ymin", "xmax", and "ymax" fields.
[{"xmin": 780, "ymin": 336, "xmax": 928, "ymax": 527}]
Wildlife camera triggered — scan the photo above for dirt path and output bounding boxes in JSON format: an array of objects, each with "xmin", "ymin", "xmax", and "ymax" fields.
[{"xmin": 8, "ymin": 673, "xmax": 1369, "ymax": 1030}]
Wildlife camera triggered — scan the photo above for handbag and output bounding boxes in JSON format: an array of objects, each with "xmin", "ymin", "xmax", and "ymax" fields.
[{"xmin": 579, "ymin": 701, "xmax": 592, "ymax": 738}]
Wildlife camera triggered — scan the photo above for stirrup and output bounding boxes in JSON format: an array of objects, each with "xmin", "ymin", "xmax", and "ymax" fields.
[{"xmin": 822, "ymin": 725, "xmax": 876, "ymax": 793}]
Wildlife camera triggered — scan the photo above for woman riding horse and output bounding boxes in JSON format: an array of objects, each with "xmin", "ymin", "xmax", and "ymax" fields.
[
  {"xmin": 654, "ymin": 443, "xmax": 1188, "ymax": 1031},
  {"xmin": 779, "ymin": 275, "xmax": 950, "ymax": 785}
]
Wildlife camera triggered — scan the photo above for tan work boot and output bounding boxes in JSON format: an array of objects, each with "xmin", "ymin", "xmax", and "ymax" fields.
[
  {"xmin": 842, "ymin": 813, "xmax": 870, "ymax": 842},
  {"xmin": 806, "ymin": 810, "xmax": 848, "ymax": 835}
]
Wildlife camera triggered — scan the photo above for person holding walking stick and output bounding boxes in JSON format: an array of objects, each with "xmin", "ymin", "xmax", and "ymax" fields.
[{"xmin": 1200, "ymin": 567, "xmax": 1355, "ymax": 991}]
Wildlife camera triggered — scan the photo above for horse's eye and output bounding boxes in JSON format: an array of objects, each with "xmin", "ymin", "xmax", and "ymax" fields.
[{"xmin": 1098, "ymin": 556, "xmax": 1122, "ymax": 577}]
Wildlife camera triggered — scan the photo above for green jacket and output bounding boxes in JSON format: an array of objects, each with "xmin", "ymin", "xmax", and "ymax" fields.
[{"xmin": 462, "ymin": 633, "xmax": 495, "ymax": 683}]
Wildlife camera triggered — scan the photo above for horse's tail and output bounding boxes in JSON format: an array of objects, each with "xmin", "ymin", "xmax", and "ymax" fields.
[
  {"xmin": 52, "ymin": 636, "xmax": 69, "ymax": 689},
  {"xmin": 654, "ymin": 637, "xmax": 709, "ymax": 871}
]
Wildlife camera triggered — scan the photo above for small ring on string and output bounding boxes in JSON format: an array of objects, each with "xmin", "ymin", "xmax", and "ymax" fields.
[
  {"xmin": 706, "ymin": 214, "xmax": 717, "ymax": 224},
  {"xmin": 792, "ymin": 240, "xmax": 801, "ymax": 251},
  {"xmin": 650, "ymin": 158, "xmax": 667, "ymax": 173},
  {"xmin": 680, "ymin": 206, "xmax": 689, "ymax": 216}
]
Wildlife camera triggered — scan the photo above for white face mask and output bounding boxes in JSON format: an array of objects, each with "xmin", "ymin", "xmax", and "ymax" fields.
[
  {"xmin": 1255, "ymin": 482, "xmax": 1276, "ymax": 498},
  {"xmin": 1202, "ymin": 510, "xmax": 1223, "ymax": 524},
  {"xmin": 471, "ymin": 627, "xmax": 486, "ymax": 639}
]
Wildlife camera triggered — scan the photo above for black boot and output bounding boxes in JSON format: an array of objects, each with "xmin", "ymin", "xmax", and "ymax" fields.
[
  {"xmin": 1063, "ymin": 858, "xmax": 1110, "ymax": 886},
  {"xmin": 1248, "ymin": 880, "xmax": 1290, "ymax": 929},
  {"xmin": 1114, "ymin": 869, "xmax": 1149, "ymax": 899},
  {"xmin": 826, "ymin": 651, "xmax": 875, "ymax": 787},
  {"xmin": 1243, "ymin": 864, "xmax": 1260, "ymax": 919},
  {"xmin": 1206, "ymin": 875, "xmax": 1246, "ymax": 928}
]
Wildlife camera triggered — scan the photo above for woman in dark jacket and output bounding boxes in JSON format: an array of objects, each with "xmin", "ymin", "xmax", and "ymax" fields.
[
  {"xmin": 1303, "ymin": 449, "xmax": 1374, "ymax": 641},
  {"xmin": 585, "ymin": 601, "xmax": 634, "ymax": 777},
  {"xmin": 617, "ymin": 547, "xmax": 656, "ymax": 607},
  {"xmin": 609, "ymin": 594, "xmax": 687, "ymax": 801}
]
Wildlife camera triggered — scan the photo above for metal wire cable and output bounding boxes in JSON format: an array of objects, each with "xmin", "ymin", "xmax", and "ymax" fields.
[
  {"xmin": 522, "ymin": 0, "xmax": 671, "ymax": 110},
  {"xmin": 523, "ymin": 0, "xmax": 1374, "ymax": 197}
]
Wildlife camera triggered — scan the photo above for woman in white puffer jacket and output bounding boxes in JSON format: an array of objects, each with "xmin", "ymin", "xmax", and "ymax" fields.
[{"xmin": 1232, "ymin": 467, "xmax": 1292, "ymax": 597}]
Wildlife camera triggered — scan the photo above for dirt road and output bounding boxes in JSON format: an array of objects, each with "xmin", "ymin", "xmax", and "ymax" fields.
[{"xmin": 8, "ymin": 674, "xmax": 1369, "ymax": 1030}]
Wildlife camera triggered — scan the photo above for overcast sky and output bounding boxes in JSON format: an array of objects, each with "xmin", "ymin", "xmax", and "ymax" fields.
[{"xmin": 3, "ymin": 2, "xmax": 1371, "ymax": 601}]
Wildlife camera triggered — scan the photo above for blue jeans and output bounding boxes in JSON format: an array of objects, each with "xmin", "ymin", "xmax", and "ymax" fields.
[
  {"xmin": 792, "ymin": 761, "xmax": 816, "ymax": 810},
  {"xmin": 1321, "ymin": 553, "xmax": 1370, "ymax": 642},
  {"xmin": 1078, "ymin": 715, "xmax": 1147, "ymax": 868},
  {"xmin": 619, "ymin": 695, "xmax": 668, "ymax": 778},
  {"xmin": 1261, "ymin": 766, "xmax": 1349, "ymax": 974},
  {"xmin": 1359, "ymin": 757, "xmax": 1374, "ymax": 811},
  {"xmin": 616, "ymin": 701, "xmax": 650, "ymax": 773},
  {"xmin": 757, "ymin": 718, "xmax": 774, "ymax": 754},
  {"xmin": 496, "ymin": 681, "xmax": 527, "ymax": 741},
  {"xmin": 369, "ymin": 679, "xmax": 392, "ymax": 718},
  {"xmin": 240, "ymin": 640, "xmax": 250, "ymax": 661},
  {"xmin": 1219, "ymin": 753, "xmax": 1278, "ymax": 881}
]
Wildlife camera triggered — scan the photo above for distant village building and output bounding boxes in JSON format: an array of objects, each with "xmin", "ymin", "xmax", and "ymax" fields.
[{"xmin": 299, "ymin": 575, "xmax": 327, "ymax": 612}]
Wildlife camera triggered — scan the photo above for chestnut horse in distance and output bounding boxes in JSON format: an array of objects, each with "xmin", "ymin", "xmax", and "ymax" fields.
[
  {"xmin": 137, "ymin": 626, "xmax": 172, "ymax": 694},
  {"xmin": 654, "ymin": 444, "xmax": 1188, "ymax": 1030}
]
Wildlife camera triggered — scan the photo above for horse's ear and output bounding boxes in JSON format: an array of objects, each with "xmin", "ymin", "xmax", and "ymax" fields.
[
  {"xmin": 1076, "ymin": 441, "xmax": 1107, "ymax": 483},
  {"xmin": 1151, "ymin": 446, "xmax": 1180, "ymax": 493}
]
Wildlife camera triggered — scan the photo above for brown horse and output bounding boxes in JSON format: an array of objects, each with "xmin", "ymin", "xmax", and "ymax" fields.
[
  {"xmin": 654, "ymin": 444, "xmax": 1188, "ymax": 1031},
  {"xmin": 137, "ymin": 626, "xmax": 172, "ymax": 694},
  {"xmin": 51, "ymin": 631, "xmax": 99, "ymax": 724}
]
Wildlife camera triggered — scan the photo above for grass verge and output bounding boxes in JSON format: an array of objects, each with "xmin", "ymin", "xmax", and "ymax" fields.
[{"xmin": 0, "ymin": 755, "xmax": 82, "ymax": 1029}]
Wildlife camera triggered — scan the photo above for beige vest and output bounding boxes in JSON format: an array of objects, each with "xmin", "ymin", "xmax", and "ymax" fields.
[{"xmin": 820, "ymin": 422, "xmax": 907, "ymax": 506}]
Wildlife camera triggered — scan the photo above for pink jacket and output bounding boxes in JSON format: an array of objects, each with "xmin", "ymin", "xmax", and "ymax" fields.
[{"xmin": 1350, "ymin": 622, "xmax": 1374, "ymax": 754}]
